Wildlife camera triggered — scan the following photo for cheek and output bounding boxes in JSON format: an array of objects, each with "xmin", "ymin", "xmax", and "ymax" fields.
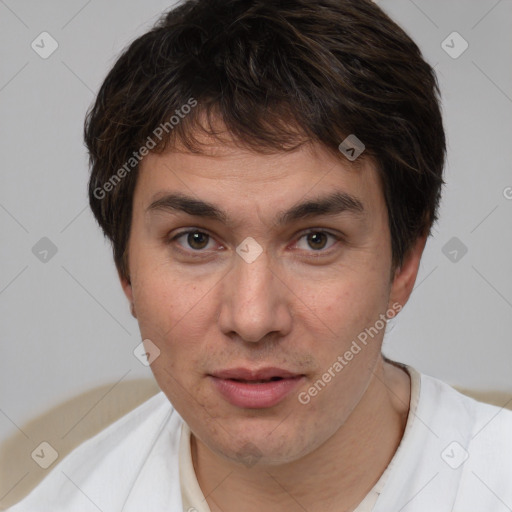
[
  {"xmin": 294, "ymin": 267, "xmax": 389, "ymax": 397},
  {"xmin": 297, "ymin": 264, "xmax": 389, "ymax": 333},
  {"xmin": 130, "ymin": 262, "xmax": 223, "ymax": 363},
  {"xmin": 131, "ymin": 261, "xmax": 208, "ymax": 337}
]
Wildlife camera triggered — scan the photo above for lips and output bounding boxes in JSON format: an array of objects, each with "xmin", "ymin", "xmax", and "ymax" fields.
[{"xmin": 209, "ymin": 367, "xmax": 305, "ymax": 408}]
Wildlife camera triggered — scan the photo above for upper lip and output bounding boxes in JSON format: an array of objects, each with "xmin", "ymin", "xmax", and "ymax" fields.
[{"xmin": 210, "ymin": 367, "xmax": 303, "ymax": 380}]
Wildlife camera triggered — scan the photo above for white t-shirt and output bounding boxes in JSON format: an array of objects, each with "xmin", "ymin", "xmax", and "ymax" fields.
[{"xmin": 6, "ymin": 366, "xmax": 512, "ymax": 512}]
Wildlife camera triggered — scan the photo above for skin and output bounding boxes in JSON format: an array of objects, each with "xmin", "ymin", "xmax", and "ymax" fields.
[{"xmin": 121, "ymin": 135, "xmax": 426, "ymax": 512}]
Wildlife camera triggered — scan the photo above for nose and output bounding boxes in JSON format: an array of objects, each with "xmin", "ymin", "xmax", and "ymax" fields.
[{"xmin": 217, "ymin": 248, "xmax": 293, "ymax": 343}]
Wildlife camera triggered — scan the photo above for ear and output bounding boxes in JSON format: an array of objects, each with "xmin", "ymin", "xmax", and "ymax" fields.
[
  {"xmin": 388, "ymin": 233, "xmax": 428, "ymax": 312},
  {"xmin": 119, "ymin": 269, "xmax": 137, "ymax": 319}
]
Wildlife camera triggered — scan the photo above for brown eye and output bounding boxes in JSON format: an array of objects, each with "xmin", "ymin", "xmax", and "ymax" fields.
[
  {"xmin": 307, "ymin": 232, "xmax": 328, "ymax": 250},
  {"xmin": 170, "ymin": 230, "xmax": 215, "ymax": 252},
  {"xmin": 186, "ymin": 231, "xmax": 210, "ymax": 250},
  {"xmin": 294, "ymin": 231, "xmax": 339, "ymax": 253}
]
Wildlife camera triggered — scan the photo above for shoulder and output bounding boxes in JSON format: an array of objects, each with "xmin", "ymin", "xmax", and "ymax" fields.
[
  {"xmin": 419, "ymin": 371, "xmax": 512, "ymax": 451},
  {"xmin": 418, "ymin": 375, "xmax": 512, "ymax": 512},
  {"xmin": 6, "ymin": 391, "xmax": 183, "ymax": 512},
  {"xmin": 419, "ymin": 372, "xmax": 512, "ymax": 510},
  {"xmin": 374, "ymin": 367, "xmax": 512, "ymax": 512}
]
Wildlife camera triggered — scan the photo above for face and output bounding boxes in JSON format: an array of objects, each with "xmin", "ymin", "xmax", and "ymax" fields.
[{"xmin": 122, "ymin": 139, "xmax": 412, "ymax": 466}]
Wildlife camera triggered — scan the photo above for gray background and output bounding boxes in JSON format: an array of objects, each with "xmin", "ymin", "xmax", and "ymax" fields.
[{"xmin": 0, "ymin": 0, "xmax": 511, "ymax": 500}]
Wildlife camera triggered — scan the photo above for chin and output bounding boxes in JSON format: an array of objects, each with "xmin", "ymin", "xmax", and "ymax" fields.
[{"xmin": 203, "ymin": 420, "xmax": 315, "ymax": 468}]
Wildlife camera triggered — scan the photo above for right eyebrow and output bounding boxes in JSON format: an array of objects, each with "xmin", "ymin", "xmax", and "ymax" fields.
[{"xmin": 146, "ymin": 193, "xmax": 228, "ymax": 223}]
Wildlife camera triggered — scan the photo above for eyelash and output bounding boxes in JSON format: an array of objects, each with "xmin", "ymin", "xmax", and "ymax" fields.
[{"xmin": 167, "ymin": 228, "xmax": 343, "ymax": 258}]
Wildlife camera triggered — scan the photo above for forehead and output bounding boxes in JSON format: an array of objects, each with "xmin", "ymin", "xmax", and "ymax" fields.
[{"xmin": 135, "ymin": 140, "xmax": 385, "ymax": 225}]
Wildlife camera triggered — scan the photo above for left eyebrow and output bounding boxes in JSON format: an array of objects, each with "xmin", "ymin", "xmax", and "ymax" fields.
[
  {"xmin": 146, "ymin": 191, "xmax": 365, "ymax": 226},
  {"xmin": 274, "ymin": 191, "xmax": 365, "ymax": 227}
]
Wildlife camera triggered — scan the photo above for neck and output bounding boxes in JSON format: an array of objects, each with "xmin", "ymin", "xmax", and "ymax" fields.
[{"xmin": 192, "ymin": 358, "xmax": 411, "ymax": 512}]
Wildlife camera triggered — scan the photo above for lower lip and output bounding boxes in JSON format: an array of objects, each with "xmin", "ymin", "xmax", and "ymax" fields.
[{"xmin": 210, "ymin": 376, "xmax": 305, "ymax": 409}]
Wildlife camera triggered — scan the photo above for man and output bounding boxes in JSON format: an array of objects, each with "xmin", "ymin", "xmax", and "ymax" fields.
[{"xmin": 7, "ymin": 0, "xmax": 512, "ymax": 511}]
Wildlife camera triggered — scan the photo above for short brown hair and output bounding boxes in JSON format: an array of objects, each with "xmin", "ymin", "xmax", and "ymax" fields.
[{"xmin": 85, "ymin": 0, "xmax": 446, "ymax": 281}]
